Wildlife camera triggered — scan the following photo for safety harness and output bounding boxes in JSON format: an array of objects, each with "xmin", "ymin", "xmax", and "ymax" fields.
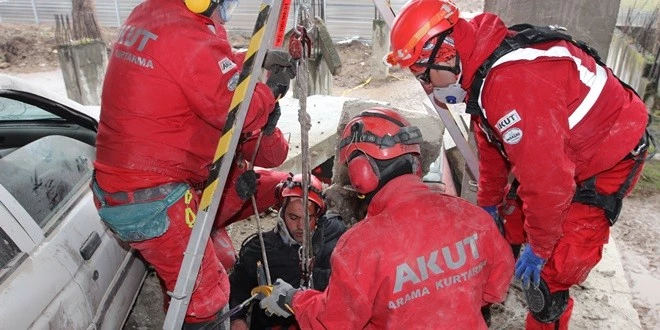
[
  {"xmin": 467, "ymin": 24, "xmax": 655, "ymax": 226},
  {"xmin": 572, "ymin": 132, "xmax": 652, "ymax": 225}
]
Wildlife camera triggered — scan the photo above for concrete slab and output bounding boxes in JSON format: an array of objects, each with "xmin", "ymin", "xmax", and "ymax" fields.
[{"xmin": 275, "ymin": 94, "xmax": 362, "ymax": 174}]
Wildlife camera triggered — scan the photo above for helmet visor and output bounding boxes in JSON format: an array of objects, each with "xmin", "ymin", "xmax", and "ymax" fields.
[{"xmin": 219, "ymin": 0, "xmax": 240, "ymax": 22}]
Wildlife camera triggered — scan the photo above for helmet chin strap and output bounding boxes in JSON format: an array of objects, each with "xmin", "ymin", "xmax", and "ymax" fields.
[
  {"xmin": 359, "ymin": 155, "xmax": 415, "ymax": 204},
  {"xmin": 200, "ymin": 1, "xmax": 221, "ymax": 17}
]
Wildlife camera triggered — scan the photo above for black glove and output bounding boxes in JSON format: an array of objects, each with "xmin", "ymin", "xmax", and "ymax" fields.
[
  {"xmin": 263, "ymin": 102, "xmax": 281, "ymax": 136},
  {"xmin": 266, "ymin": 70, "xmax": 293, "ymax": 100},
  {"xmin": 263, "ymin": 50, "xmax": 297, "ymax": 79},
  {"xmin": 236, "ymin": 169, "xmax": 259, "ymax": 200}
]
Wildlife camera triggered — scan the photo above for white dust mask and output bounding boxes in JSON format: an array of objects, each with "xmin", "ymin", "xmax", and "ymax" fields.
[{"xmin": 432, "ymin": 63, "xmax": 466, "ymax": 104}]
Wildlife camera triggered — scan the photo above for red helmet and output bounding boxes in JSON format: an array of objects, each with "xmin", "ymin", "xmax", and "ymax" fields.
[
  {"xmin": 385, "ymin": 0, "xmax": 460, "ymax": 69},
  {"xmin": 338, "ymin": 107, "xmax": 422, "ymax": 164},
  {"xmin": 276, "ymin": 173, "xmax": 325, "ymax": 214}
]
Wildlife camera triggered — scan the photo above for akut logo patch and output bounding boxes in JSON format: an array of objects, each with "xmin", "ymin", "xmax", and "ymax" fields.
[{"xmin": 495, "ymin": 109, "xmax": 521, "ymax": 133}]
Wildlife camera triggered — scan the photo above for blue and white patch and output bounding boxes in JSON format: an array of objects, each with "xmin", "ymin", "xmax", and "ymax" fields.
[
  {"xmin": 219, "ymin": 57, "xmax": 237, "ymax": 74},
  {"xmin": 495, "ymin": 110, "xmax": 521, "ymax": 133},
  {"xmin": 502, "ymin": 127, "xmax": 523, "ymax": 145},
  {"xmin": 227, "ymin": 72, "xmax": 239, "ymax": 91}
]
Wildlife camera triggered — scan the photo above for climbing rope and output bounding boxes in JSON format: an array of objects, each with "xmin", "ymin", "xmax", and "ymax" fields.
[
  {"xmin": 248, "ymin": 132, "xmax": 273, "ymax": 285},
  {"xmin": 246, "ymin": 0, "xmax": 316, "ymax": 289},
  {"xmin": 293, "ymin": 0, "xmax": 315, "ymax": 289}
]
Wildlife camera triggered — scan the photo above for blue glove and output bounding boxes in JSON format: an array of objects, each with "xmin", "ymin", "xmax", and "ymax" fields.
[
  {"xmin": 482, "ymin": 205, "xmax": 505, "ymax": 236},
  {"xmin": 259, "ymin": 278, "xmax": 299, "ymax": 318},
  {"xmin": 514, "ymin": 245, "xmax": 546, "ymax": 288}
]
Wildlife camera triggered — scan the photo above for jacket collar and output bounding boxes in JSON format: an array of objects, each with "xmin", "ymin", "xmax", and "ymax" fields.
[
  {"xmin": 453, "ymin": 14, "xmax": 509, "ymax": 90},
  {"xmin": 367, "ymin": 174, "xmax": 428, "ymax": 216}
]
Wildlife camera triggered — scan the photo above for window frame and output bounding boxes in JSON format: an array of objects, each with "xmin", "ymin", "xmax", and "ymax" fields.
[{"xmin": 0, "ymin": 90, "xmax": 97, "ymax": 131}]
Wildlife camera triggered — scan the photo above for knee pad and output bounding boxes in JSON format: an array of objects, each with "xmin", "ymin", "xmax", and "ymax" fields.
[
  {"xmin": 347, "ymin": 154, "xmax": 380, "ymax": 195},
  {"xmin": 524, "ymin": 278, "xmax": 569, "ymax": 323},
  {"xmin": 211, "ymin": 229, "xmax": 237, "ymax": 270}
]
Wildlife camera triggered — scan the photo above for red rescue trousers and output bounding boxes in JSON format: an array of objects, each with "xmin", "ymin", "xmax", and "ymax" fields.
[
  {"xmin": 94, "ymin": 168, "xmax": 289, "ymax": 323},
  {"xmin": 500, "ymin": 156, "xmax": 644, "ymax": 329},
  {"xmin": 211, "ymin": 168, "xmax": 290, "ymax": 269}
]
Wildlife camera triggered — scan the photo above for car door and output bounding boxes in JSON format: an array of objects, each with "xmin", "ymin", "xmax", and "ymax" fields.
[
  {"xmin": 0, "ymin": 87, "xmax": 145, "ymax": 329},
  {"xmin": 0, "ymin": 135, "xmax": 99, "ymax": 328}
]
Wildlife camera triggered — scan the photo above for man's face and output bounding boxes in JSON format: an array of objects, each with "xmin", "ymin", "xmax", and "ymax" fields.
[
  {"xmin": 411, "ymin": 56, "xmax": 459, "ymax": 90},
  {"xmin": 283, "ymin": 198, "xmax": 319, "ymax": 243}
]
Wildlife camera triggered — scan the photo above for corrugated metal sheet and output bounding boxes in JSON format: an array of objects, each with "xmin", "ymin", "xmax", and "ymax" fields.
[{"xmin": 0, "ymin": 0, "xmax": 410, "ymax": 42}]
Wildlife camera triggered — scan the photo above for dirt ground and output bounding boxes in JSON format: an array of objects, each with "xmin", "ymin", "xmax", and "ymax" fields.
[{"xmin": 2, "ymin": 21, "xmax": 659, "ymax": 329}]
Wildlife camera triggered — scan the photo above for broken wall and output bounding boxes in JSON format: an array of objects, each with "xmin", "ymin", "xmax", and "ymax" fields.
[{"xmin": 483, "ymin": 0, "xmax": 622, "ymax": 62}]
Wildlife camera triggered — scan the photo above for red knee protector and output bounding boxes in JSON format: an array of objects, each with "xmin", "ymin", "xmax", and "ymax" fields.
[
  {"xmin": 525, "ymin": 297, "xmax": 573, "ymax": 330},
  {"xmin": 211, "ymin": 228, "xmax": 237, "ymax": 270}
]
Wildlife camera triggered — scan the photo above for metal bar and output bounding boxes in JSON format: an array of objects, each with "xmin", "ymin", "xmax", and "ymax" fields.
[
  {"xmin": 113, "ymin": 0, "xmax": 121, "ymax": 26},
  {"xmin": 30, "ymin": 0, "xmax": 39, "ymax": 24},
  {"xmin": 372, "ymin": 0, "xmax": 395, "ymax": 26}
]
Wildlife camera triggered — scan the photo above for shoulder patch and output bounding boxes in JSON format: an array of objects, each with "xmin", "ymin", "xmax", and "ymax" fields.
[
  {"xmin": 495, "ymin": 109, "xmax": 521, "ymax": 133},
  {"xmin": 502, "ymin": 127, "xmax": 523, "ymax": 145},
  {"xmin": 219, "ymin": 57, "xmax": 237, "ymax": 74},
  {"xmin": 227, "ymin": 72, "xmax": 239, "ymax": 91}
]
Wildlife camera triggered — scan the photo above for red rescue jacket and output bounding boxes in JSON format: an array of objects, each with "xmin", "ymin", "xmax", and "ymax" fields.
[
  {"xmin": 454, "ymin": 14, "xmax": 648, "ymax": 258},
  {"xmin": 94, "ymin": 0, "xmax": 287, "ymax": 192},
  {"xmin": 292, "ymin": 175, "xmax": 514, "ymax": 329}
]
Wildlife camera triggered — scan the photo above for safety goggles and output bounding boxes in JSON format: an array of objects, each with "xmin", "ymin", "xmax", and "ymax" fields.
[
  {"xmin": 219, "ymin": 0, "xmax": 239, "ymax": 22},
  {"xmin": 411, "ymin": 31, "xmax": 460, "ymax": 84}
]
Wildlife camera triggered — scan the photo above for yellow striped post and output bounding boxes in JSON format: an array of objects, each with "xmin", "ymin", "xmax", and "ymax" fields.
[{"xmin": 163, "ymin": 1, "xmax": 285, "ymax": 328}]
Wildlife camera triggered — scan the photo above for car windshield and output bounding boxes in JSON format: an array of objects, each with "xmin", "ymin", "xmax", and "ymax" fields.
[{"xmin": 0, "ymin": 97, "xmax": 61, "ymax": 121}]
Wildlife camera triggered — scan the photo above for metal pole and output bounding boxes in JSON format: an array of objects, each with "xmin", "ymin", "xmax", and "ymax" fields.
[
  {"xmin": 114, "ymin": 0, "xmax": 121, "ymax": 26},
  {"xmin": 30, "ymin": 0, "xmax": 38, "ymax": 24}
]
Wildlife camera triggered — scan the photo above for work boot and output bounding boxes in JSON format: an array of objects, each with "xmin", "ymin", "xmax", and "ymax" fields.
[{"xmin": 481, "ymin": 304, "xmax": 492, "ymax": 327}]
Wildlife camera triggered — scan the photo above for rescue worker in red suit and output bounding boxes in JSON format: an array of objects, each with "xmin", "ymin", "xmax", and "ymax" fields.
[
  {"xmin": 386, "ymin": 0, "xmax": 652, "ymax": 328},
  {"xmin": 91, "ymin": 0, "xmax": 293, "ymax": 327},
  {"xmin": 258, "ymin": 107, "xmax": 514, "ymax": 329}
]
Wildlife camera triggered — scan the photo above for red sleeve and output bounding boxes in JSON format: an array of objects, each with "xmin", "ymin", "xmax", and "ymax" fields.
[
  {"xmin": 474, "ymin": 118, "xmax": 510, "ymax": 207},
  {"xmin": 232, "ymin": 48, "xmax": 246, "ymax": 66},
  {"xmin": 292, "ymin": 238, "xmax": 372, "ymax": 329},
  {"xmin": 180, "ymin": 33, "xmax": 276, "ymax": 134},
  {"xmin": 481, "ymin": 60, "xmax": 577, "ymax": 259},
  {"xmin": 240, "ymin": 128, "xmax": 289, "ymax": 168}
]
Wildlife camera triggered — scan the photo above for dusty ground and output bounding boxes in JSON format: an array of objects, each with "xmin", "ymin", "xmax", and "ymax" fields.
[{"xmin": 2, "ymin": 20, "xmax": 659, "ymax": 329}]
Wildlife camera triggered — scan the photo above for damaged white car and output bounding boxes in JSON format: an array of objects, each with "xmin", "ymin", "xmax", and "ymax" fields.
[{"xmin": 0, "ymin": 74, "xmax": 147, "ymax": 329}]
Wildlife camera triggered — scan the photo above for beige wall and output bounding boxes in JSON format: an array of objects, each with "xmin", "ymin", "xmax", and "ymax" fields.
[{"xmin": 483, "ymin": 0, "xmax": 622, "ymax": 62}]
